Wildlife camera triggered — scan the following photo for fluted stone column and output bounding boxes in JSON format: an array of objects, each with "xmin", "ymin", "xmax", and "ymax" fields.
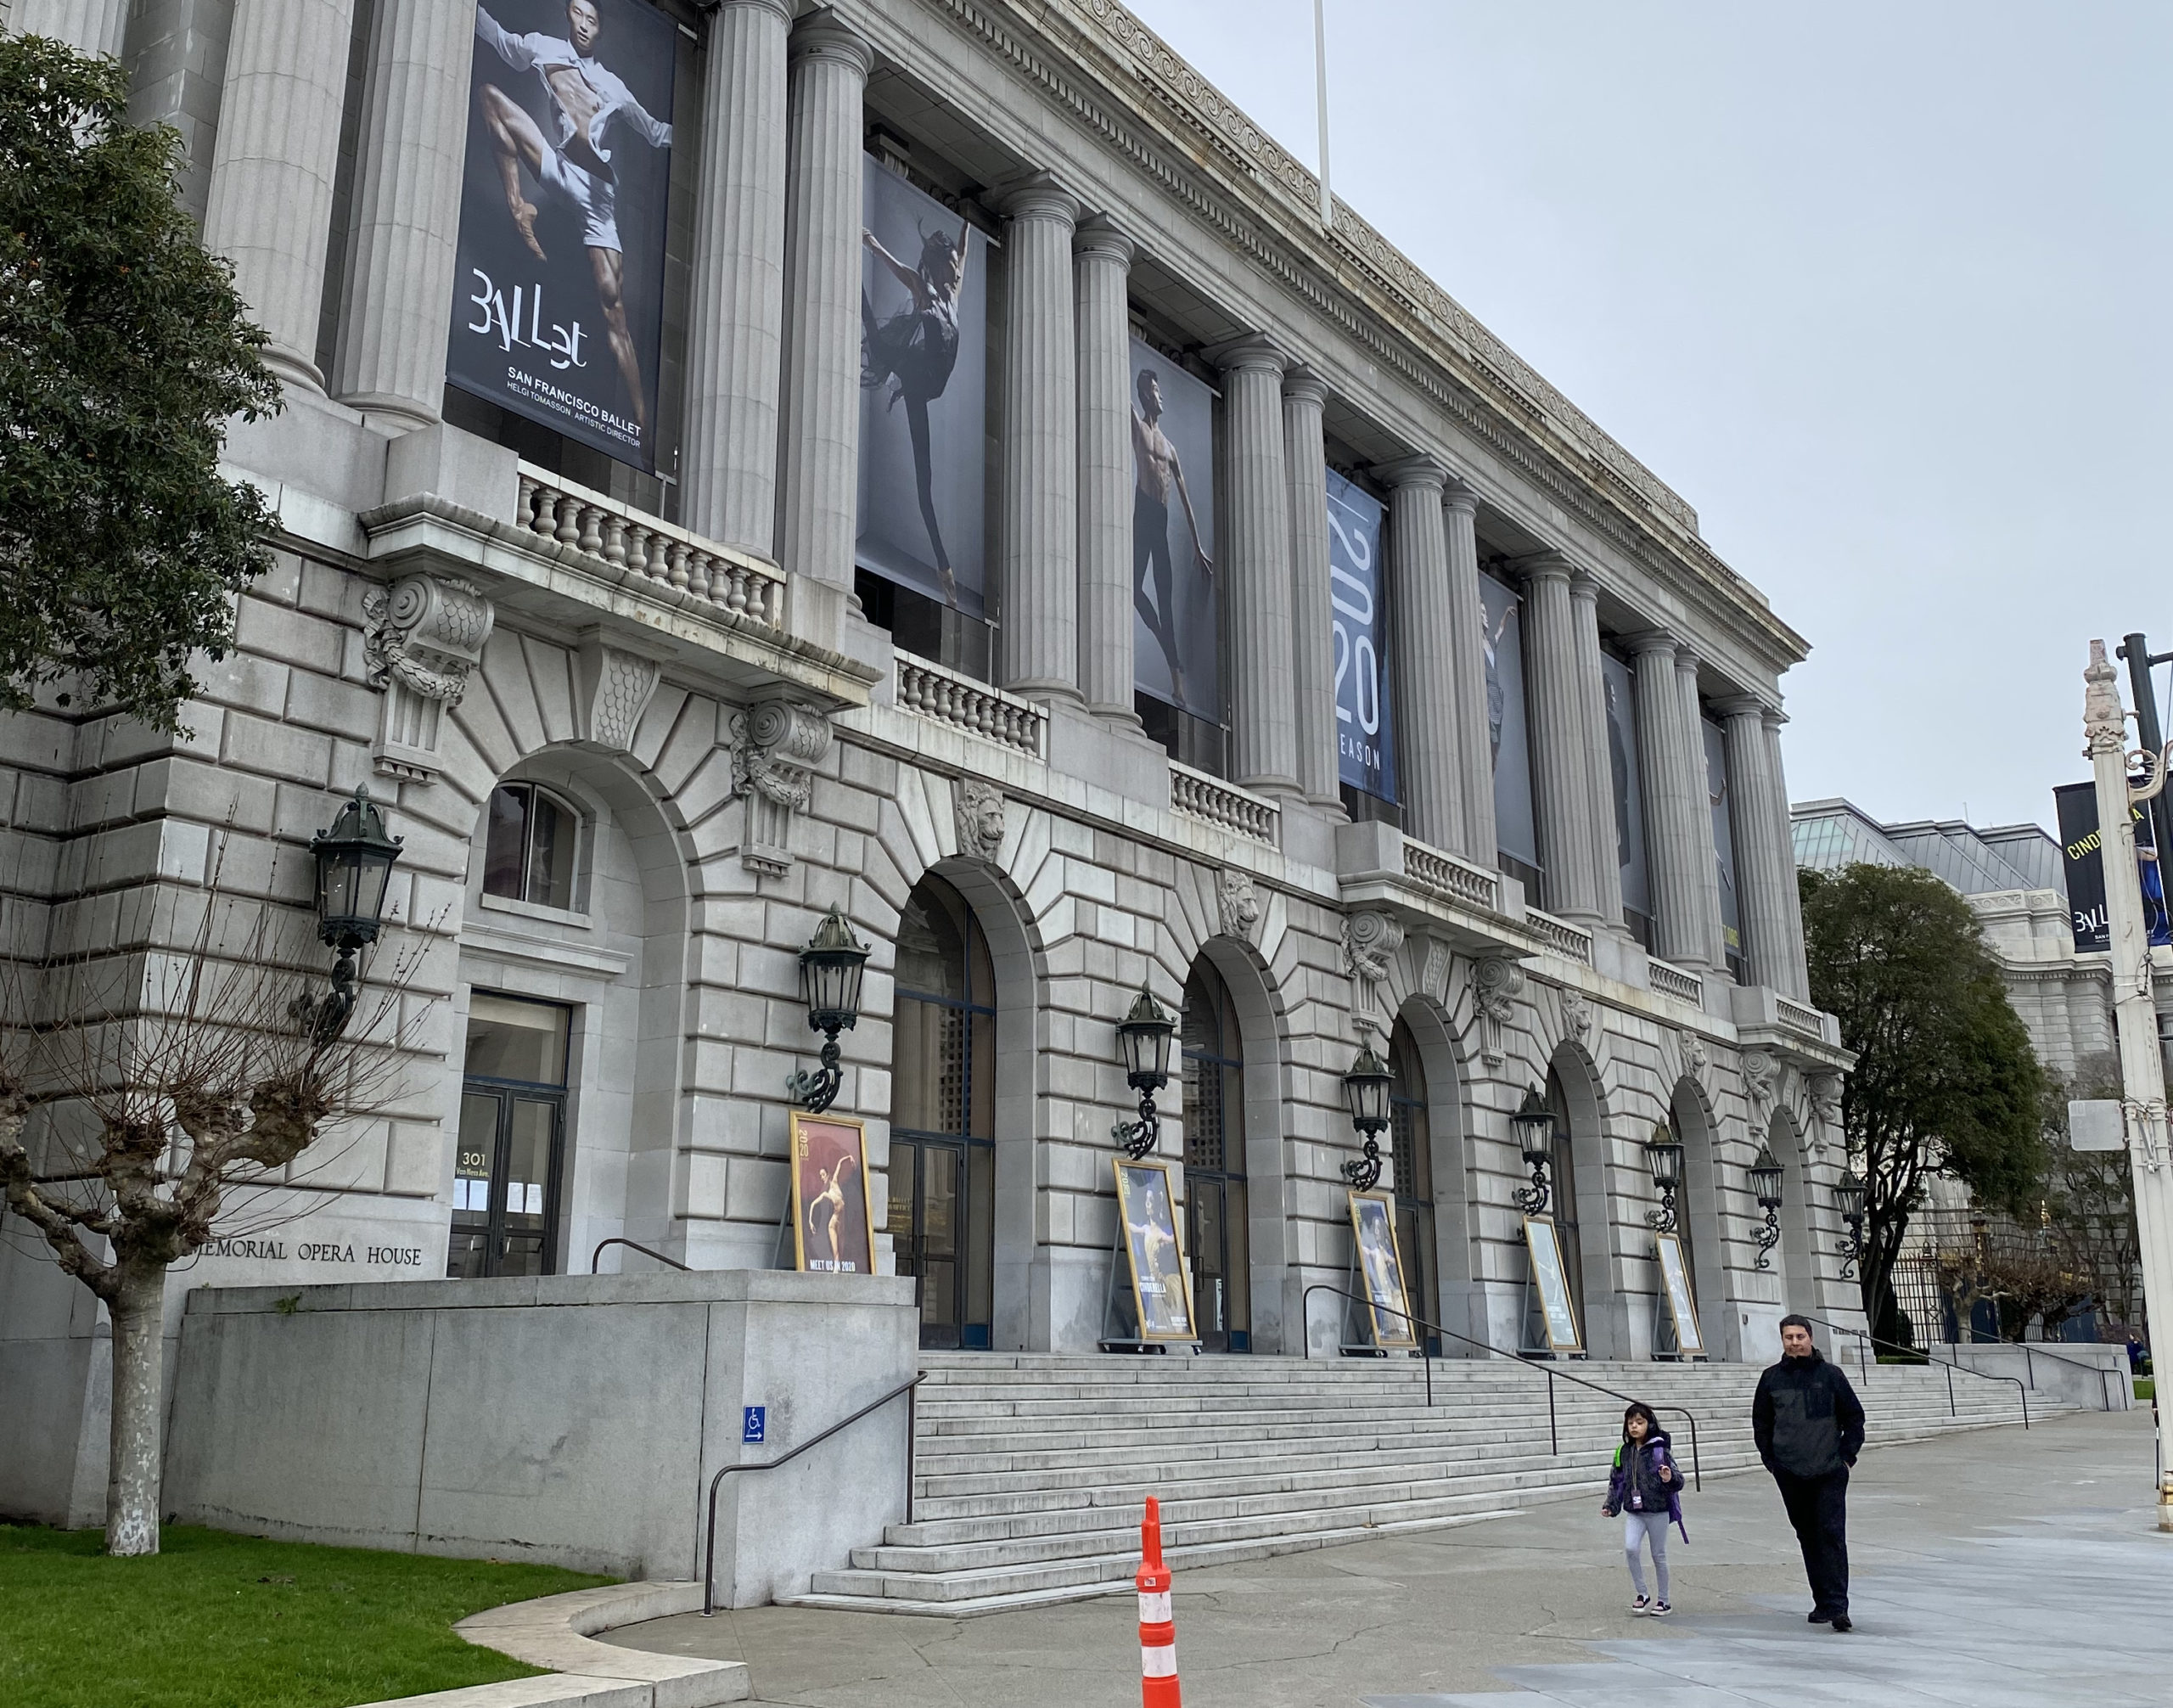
[
  {"xmin": 1520, "ymin": 554, "xmax": 1600, "ymax": 921},
  {"xmin": 1378, "ymin": 458, "xmax": 1463, "ymax": 852},
  {"xmin": 1720, "ymin": 695, "xmax": 1805, "ymax": 997},
  {"xmin": 1442, "ymin": 480, "xmax": 1496, "ymax": 866},
  {"xmin": 1761, "ymin": 707, "xmax": 1812, "ymax": 997},
  {"xmin": 682, "ymin": 0, "xmax": 793, "ymax": 556},
  {"xmin": 1217, "ymin": 337, "xmax": 1300, "ymax": 795},
  {"xmin": 10, "ymin": 0, "xmax": 127, "ymax": 55},
  {"xmin": 998, "ymin": 176, "xmax": 1081, "ymax": 700},
  {"xmin": 1678, "ymin": 649, "xmax": 1729, "ymax": 971},
  {"xmin": 776, "ymin": 16, "xmax": 873, "ymax": 592},
  {"xmin": 1570, "ymin": 572, "xmax": 1626, "ymax": 928},
  {"xmin": 1283, "ymin": 372, "xmax": 1339, "ymax": 805},
  {"xmin": 333, "ymin": 0, "xmax": 476, "ymax": 429},
  {"xmin": 1629, "ymin": 633, "xmax": 1710, "ymax": 969},
  {"xmin": 1075, "ymin": 217, "xmax": 1137, "ymax": 722},
  {"xmin": 201, "ymin": 0, "xmax": 359, "ymax": 395}
]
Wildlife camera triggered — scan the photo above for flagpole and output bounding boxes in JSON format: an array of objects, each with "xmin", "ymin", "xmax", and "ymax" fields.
[{"xmin": 1314, "ymin": 0, "xmax": 1333, "ymax": 228}]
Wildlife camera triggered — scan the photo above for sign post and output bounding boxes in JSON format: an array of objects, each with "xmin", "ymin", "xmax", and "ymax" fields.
[{"xmin": 2082, "ymin": 639, "xmax": 2173, "ymax": 1531}]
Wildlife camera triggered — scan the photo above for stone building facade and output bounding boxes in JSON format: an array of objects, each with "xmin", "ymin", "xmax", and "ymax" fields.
[{"xmin": 3, "ymin": 0, "xmax": 1853, "ymax": 1525}]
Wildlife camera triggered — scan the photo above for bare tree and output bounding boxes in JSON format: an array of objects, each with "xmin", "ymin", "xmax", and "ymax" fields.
[{"xmin": 0, "ymin": 864, "xmax": 433, "ymax": 1556}]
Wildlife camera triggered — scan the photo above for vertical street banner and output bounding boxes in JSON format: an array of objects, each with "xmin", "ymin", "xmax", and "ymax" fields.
[
  {"xmin": 1600, "ymin": 653, "xmax": 1649, "ymax": 927},
  {"xmin": 1327, "ymin": 469, "xmax": 1395, "ymax": 801},
  {"xmin": 1479, "ymin": 571, "xmax": 1537, "ymax": 870},
  {"xmin": 449, "ymin": 0, "xmax": 677, "ymax": 470},
  {"xmin": 1129, "ymin": 340, "xmax": 1218, "ymax": 721},
  {"xmin": 2052, "ymin": 780, "xmax": 2171, "ymax": 952},
  {"xmin": 1704, "ymin": 718, "xmax": 1742, "ymax": 964},
  {"xmin": 856, "ymin": 160, "xmax": 991, "ymax": 619}
]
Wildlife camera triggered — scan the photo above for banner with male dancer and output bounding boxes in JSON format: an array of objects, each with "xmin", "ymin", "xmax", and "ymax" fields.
[
  {"xmin": 855, "ymin": 160, "xmax": 991, "ymax": 619},
  {"xmin": 448, "ymin": 0, "xmax": 676, "ymax": 470},
  {"xmin": 1128, "ymin": 339, "xmax": 1219, "ymax": 721}
]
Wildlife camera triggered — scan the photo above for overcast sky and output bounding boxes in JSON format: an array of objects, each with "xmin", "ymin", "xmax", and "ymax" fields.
[{"xmin": 1126, "ymin": 0, "xmax": 2170, "ymax": 835}]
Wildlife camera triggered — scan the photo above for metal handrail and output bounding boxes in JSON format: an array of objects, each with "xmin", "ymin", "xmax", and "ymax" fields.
[
  {"xmin": 1303, "ymin": 1283, "xmax": 1701, "ymax": 1491},
  {"xmin": 1794, "ymin": 1312, "xmax": 2027, "ymax": 1430},
  {"xmin": 590, "ymin": 1237, "xmax": 690, "ymax": 1273},
  {"xmin": 1959, "ymin": 1332, "xmax": 2118, "ymax": 1411},
  {"xmin": 700, "ymin": 1372, "xmax": 926, "ymax": 1617}
]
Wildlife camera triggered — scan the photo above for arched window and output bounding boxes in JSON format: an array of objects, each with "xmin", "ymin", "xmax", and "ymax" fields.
[
  {"xmin": 1182, "ymin": 961, "xmax": 1250, "ymax": 1352},
  {"xmin": 888, "ymin": 875, "xmax": 995, "ymax": 1349},
  {"xmin": 1547, "ymin": 1066, "xmax": 1585, "ymax": 1331},
  {"xmin": 1388, "ymin": 1016, "xmax": 1438, "ymax": 1353},
  {"xmin": 483, "ymin": 782, "xmax": 580, "ymax": 911}
]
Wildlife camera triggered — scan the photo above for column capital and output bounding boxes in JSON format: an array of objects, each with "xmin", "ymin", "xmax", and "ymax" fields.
[
  {"xmin": 1621, "ymin": 627, "xmax": 1680, "ymax": 660},
  {"xmin": 1711, "ymin": 691, "xmax": 1777, "ymax": 722},
  {"xmin": 1072, "ymin": 212, "xmax": 1134, "ymax": 265},
  {"xmin": 1568, "ymin": 570, "xmax": 1601, "ymax": 604},
  {"xmin": 994, "ymin": 170, "xmax": 1080, "ymax": 225},
  {"xmin": 1441, "ymin": 472, "xmax": 1480, "ymax": 515},
  {"xmin": 1282, "ymin": 366, "xmax": 1329, "ymax": 407},
  {"xmin": 1517, "ymin": 549, "xmax": 1576, "ymax": 586},
  {"xmin": 720, "ymin": 0, "xmax": 795, "ymax": 20},
  {"xmin": 1206, "ymin": 331, "xmax": 1287, "ymax": 377},
  {"xmin": 1369, "ymin": 453, "xmax": 1446, "ymax": 495},
  {"xmin": 788, "ymin": 13, "xmax": 873, "ymax": 75},
  {"xmin": 1673, "ymin": 643, "xmax": 1705, "ymax": 677}
]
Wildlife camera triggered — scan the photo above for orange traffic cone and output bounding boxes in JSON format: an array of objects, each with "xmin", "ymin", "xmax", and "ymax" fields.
[{"xmin": 1137, "ymin": 1495, "xmax": 1180, "ymax": 1706}]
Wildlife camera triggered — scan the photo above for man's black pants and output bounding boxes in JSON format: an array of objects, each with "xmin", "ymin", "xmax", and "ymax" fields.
[{"xmin": 1773, "ymin": 1465, "xmax": 1850, "ymax": 1615}]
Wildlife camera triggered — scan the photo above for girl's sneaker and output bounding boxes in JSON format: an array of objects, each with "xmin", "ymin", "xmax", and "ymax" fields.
[
  {"xmin": 1630, "ymin": 1596, "xmax": 1652, "ymax": 1615},
  {"xmin": 1651, "ymin": 1602, "xmax": 1672, "ymax": 1618}
]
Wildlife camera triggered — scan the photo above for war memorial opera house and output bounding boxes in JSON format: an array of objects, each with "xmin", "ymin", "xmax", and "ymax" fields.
[{"xmin": 1, "ymin": 0, "xmax": 1857, "ymax": 1541}]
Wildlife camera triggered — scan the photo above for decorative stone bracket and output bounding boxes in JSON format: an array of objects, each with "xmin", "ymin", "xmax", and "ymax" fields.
[
  {"xmin": 1471, "ymin": 954, "xmax": 1524, "ymax": 1068},
  {"xmin": 1216, "ymin": 868, "xmax": 1262, "ymax": 945},
  {"xmin": 573, "ymin": 631, "xmax": 664, "ymax": 756},
  {"xmin": 954, "ymin": 779, "xmax": 1007, "ymax": 862},
  {"xmin": 1742, "ymin": 1048, "xmax": 1780, "ymax": 1135},
  {"xmin": 362, "ymin": 572, "xmax": 494, "ymax": 783},
  {"xmin": 1342, "ymin": 910, "xmax": 1405, "ymax": 1037},
  {"xmin": 729, "ymin": 700, "xmax": 832, "ymax": 878}
]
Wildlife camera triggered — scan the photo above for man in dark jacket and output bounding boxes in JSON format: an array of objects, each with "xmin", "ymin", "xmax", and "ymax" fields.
[{"xmin": 1752, "ymin": 1314, "xmax": 1867, "ymax": 1631}]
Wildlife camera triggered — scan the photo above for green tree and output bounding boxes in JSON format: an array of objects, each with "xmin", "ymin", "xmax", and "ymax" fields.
[
  {"xmin": 0, "ymin": 32, "xmax": 278, "ymax": 736},
  {"xmin": 1800, "ymin": 863, "xmax": 2049, "ymax": 1343}
]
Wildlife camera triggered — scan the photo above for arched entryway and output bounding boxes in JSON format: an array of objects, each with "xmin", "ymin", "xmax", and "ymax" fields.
[
  {"xmin": 1671, "ymin": 1078, "xmax": 1726, "ymax": 1358},
  {"xmin": 1547, "ymin": 1047, "xmax": 1620, "ymax": 1357},
  {"xmin": 888, "ymin": 874, "xmax": 997, "ymax": 1349},
  {"xmin": 1771, "ymin": 1108, "xmax": 1822, "ymax": 1322},
  {"xmin": 1182, "ymin": 958, "xmax": 1251, "ymax": 1352},
  {"xmin": 1384, "ymin": 1001, "xmax": 1477, "ymax": 1351}
]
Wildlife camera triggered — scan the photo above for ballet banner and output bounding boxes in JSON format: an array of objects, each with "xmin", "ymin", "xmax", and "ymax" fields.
[{"xmin": 1128, "ymin": 340, "xmax": 1219, "ymax": 722}]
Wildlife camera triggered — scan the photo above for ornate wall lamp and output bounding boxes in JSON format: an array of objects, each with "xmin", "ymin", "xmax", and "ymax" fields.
[
  {"xmin": 785, "ymin": 906, "xmax": 869, "ymax": 1114},
  {"xmin": 1835, "ymin": 1168, "xmax": 1867, "ymax": 1279},
  {"xmin": 1510, "ymin": 1086, "xmax": 1557, "ymax": 1216},
  {"xmin": 1110, "ymin": 985, "xmax": 1176, "ymax": 1159},
  {"xmin": 307, "ymin": 784, "xmax": 402, "ymax": 1042},
  {"xmin": 1642, "ymin": 1121, "xmax": 1685, "ymax": 1233},
  {"xmin": 1749, "ymin": 1144, "xmax": 1785, "ymax": 1270},
  {"xmin": 1338, "ymin": 1043, "xmax": 1394, "ymax": 1191}
]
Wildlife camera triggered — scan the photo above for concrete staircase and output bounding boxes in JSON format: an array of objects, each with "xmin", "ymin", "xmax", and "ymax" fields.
[{"xmin": 783, "ymin": 1350, "xmax": 2057, "ymax": 1617}]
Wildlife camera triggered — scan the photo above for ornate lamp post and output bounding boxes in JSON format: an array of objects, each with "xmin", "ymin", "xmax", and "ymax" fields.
[
  {"xmin": 307, "ymin": 784, "xmax": 402, "ymax": 1042},
  {"xmin": 1749, "ymin": 1144, "xmax": 1784, "ymax": 1270},
  {"xmin": 1510, "ymin": 1086, "xmax": 1556, "ymax": 1216},
  {"xmin": 1835, "ymin": 1168, "xmax": 1867, "ymax": 1279},
  {"xmin": 1110, "ymin": 985, "xmax": 1176, "ymax": 1159},
  {"xmin": 1642, "ymin": 1121, "xmax": 1685, "ymax": 1233},
  {"xmin": 1339, "ymin": 1043, "xmax": 1394, "ymax": 1191},
  {"xmin": 785, "ymin": 906, "xmax": 869, "ymax": 1114}
]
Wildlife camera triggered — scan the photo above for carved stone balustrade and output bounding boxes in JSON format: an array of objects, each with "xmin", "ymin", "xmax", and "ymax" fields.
[
  {"xmin": 894, "ymin": 652, "xmax": 1048, "ymax": 759},
  {"xmin": 1169, "ymin": 762, "xmax": 1279, "ymax": 846}
]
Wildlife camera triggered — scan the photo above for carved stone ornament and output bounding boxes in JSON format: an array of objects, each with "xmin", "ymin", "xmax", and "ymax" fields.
[
  {"xmin": 954, "ymin": 779, "xmax": 1007, "ymax": 862},
  {"xmin": 1471, "ymin": 954, "xmax": 1525, "ymax": 1068},
  {"xmin": 728, "ymin": 700, "xmax": 832, "ymax": 879},
  {"xmin": 1559, "ymin": 988, "xmax": 1592, "ymax": 1044},
  {"xmin": 1808, "ymin": 1072, "xmax": 1842, "ymax": 1130},
  {"xmin": 1741, "ymin": 1048, "xmax": 1780, "ymax": 1133},
  {"xmin": 1681, "ymin": 1031, "xmax": 1709, "ymax": 1079},
  {"xmin": 574, "ymin": 632, "xmax": 662, "ymax": 756},
  {"xmin": 1216, "ymin": 868, "xmax": 1262, "ymax": 945},
  {"xmin": 362, "ymin": 572, "xmax": 494, "ymax": 783},
  {"xmin": 1342, "ymin": 909, "xmax": 1405, "ymax": 1036},
  {"xmin": 1421, "ymin": 935, "xmax": 1451, "ymax": 1003}
]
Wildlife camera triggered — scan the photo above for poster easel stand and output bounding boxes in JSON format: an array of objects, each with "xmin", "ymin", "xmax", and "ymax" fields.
[
  {"xmin": 1098, "ymin": 1219, "xmax": 1165, "ymax": 1353},
  {"xmin": 1339, "ymin": 1244, "xmax": 1388, "ymax": 1357},
  {"xmin": 1653, "ymin": 1294, "xmax": 1682, "ymax": 1361},
  {"xmin": 1517, "ymin": 1271, "xmax": 1558, "ymax": 1360}
]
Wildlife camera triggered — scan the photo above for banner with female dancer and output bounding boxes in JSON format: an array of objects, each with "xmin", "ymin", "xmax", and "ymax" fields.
[
  {"xmin": 789, "ymin": 1112, "xmax": 876, "ymax": 1276},
  {"xmin": 1128, "ymin": 340, "xmax": 1218, "ymax": 722},
  {"xmin": 856, "ymin": 160, "xmax": 991, "ymax": 619},
  {"xmin": 1479, "ymin": 570, "xmax": 1539, "ymax": 872},
  {"xmin": 448, "ymin": 0, "xmax": 676, "ymax": 470}
]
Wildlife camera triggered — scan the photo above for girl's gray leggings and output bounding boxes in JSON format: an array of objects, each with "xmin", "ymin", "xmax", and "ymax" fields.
[{"xmin": 1624, "ymin": 1511, "xmax": 1670, "ymax": 1601}]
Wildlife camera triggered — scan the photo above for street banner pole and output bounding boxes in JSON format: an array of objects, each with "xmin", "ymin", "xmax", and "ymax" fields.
[{"xmin": 2083, "ymin": 639, "xmax": 2173, "ymax": 1530}]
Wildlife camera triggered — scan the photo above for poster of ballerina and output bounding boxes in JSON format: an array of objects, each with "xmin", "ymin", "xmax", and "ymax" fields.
[
  {"xmin": 855, "ymin": 158, "xmax": 991, "ymax": 621},
  {"xmin": 1113, "ymin": 1158, "xmax": 1197, "ymax": 1342},
  {"xmin": 789, "ymin": 1113, "xmax": 876, "ymax": 1276},
  {"xmin": 1347, "ymin": 1189, "xmax": 1417, "ymax": 1349}
]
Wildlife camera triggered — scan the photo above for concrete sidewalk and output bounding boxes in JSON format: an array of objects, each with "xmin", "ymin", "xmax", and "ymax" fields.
[{"xmin": 609, "ymin": 1407, "xmax": 2168, "ymax": 1706}]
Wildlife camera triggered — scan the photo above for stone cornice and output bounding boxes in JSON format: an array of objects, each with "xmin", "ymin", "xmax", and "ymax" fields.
[{"xmin": 896, "ymin": 0, "xmax": 1810, "ymax": 676}]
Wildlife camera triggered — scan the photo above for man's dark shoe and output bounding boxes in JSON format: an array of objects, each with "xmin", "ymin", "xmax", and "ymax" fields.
[
  {"xmin": 1807, "ymin": 1610, "xmax": 1833, "ymax": 1624},
  {"xmin": 1830, "ymin": 1614, "xmax": 1853, "ymax": 1632}
]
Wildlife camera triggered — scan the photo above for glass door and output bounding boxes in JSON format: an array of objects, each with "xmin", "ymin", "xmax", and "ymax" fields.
[
  {"xmin": 451, "ymin": 994, "xmax": 570, "ymax": 1279},
  {"xmin": 1182, "ymin": 963, "xmax": 1251, "ymax": 1353}
]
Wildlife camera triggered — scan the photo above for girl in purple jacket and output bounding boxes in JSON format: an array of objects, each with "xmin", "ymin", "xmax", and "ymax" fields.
[{"xmin": 1600, "ymin": 1402, "xmax": 1687, "ymax": 1615}]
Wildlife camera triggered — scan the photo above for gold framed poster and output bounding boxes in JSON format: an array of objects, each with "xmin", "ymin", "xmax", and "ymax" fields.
[
  {"xmin": 789, "ymin": 1112, "xmax": 878, "ymax": 1275},
  {"xmin": 1654, "ymin": 1231, "xmax": 1705, "ymax": 1358},
  {"xmin": 1523, "ymin": 1215, "xmax": 1583, "ymax": 1355},
  {"xmin": 1347, "ymin": 1189, "xmax": 1417, "ymax": 1348},
  {"xmin": 1112, "ymin": 1157, "xmax": 1198, "ymax": 1342}
]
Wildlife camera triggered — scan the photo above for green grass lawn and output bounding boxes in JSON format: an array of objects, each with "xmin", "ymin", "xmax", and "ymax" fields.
[
  {"xmin": 0, "ymin": 1524, "xmax": 613, "ymax": 1708},
  {"xmin": 2138, "ymin": 1376, "xmax": 2155, "ymax": 1402}
]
